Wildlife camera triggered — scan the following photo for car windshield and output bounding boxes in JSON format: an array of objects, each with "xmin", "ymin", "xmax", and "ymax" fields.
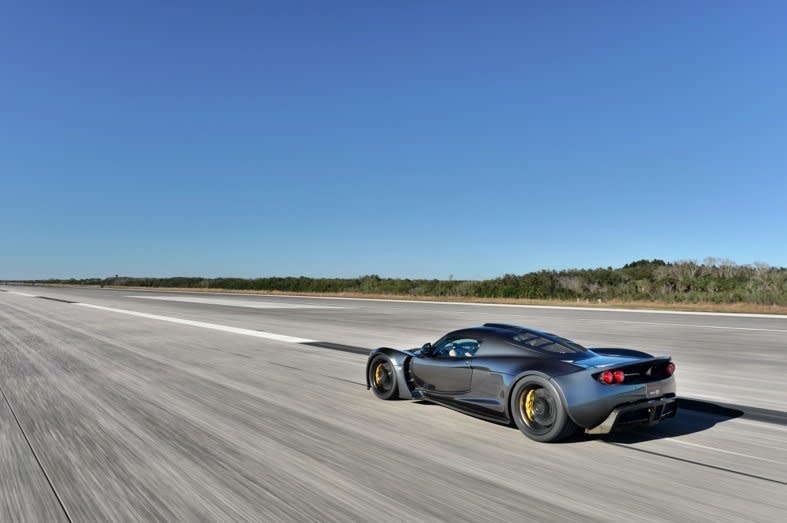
[{"xmin": 512, "ymin": 331, "xmax": 587, "ymax": 354}]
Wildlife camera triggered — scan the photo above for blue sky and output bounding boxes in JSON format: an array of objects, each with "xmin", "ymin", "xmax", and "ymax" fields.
[{"xmin": 1, "ymin": 2, "xmax": 785, "ymax": 280}]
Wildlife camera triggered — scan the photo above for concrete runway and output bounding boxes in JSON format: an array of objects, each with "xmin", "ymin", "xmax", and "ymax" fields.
[{"xmin": 1, "ymin": 286, "xmax": 785, "ymax": 522}]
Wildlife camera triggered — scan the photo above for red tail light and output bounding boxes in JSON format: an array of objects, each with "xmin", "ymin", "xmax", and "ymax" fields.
[
  {"xmin": 613, "ymin": 370, "xmax": 625, "ymax": 383},
  {"xmin": 600, "ymin": 370, "xmax": 614, "ymax": 384},
  {"xmin": 666, "ymin": 362, "xmax": 675, "ymax": 376}
]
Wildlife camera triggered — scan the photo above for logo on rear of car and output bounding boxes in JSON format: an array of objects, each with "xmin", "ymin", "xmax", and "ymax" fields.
[{"xmin": 646, "ymin": 383, "xmax": 661, "ymax": 398}]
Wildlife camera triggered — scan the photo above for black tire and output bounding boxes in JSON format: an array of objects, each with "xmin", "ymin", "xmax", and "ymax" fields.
[
  {"xmin": 368, "ymin": 355, "xmax": 399, "ymax": 400},
  {"xmin": 510, "ymin": 375, "xmax": 577, "ymax": 443}
]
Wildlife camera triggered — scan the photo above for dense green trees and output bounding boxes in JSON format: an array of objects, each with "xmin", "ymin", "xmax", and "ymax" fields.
[{"xmin": 23, "ymin": 259, "xmax": 787, "ymax": 305}]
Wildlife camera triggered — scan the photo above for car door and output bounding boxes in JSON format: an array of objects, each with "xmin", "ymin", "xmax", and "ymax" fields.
[{"xmin": 410, "ymin": 335, "xmax": 479, "ymax": 395}]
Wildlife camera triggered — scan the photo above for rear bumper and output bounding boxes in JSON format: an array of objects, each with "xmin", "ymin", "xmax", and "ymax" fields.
[{"xmin": 585, "ymin": 396, "xmax": 677, "ymax": 435}]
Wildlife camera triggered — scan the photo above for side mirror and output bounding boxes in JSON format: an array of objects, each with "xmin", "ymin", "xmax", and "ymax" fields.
[{"xmin": 420, "ymin": 342, "xmax": 432, "ymax": 356}]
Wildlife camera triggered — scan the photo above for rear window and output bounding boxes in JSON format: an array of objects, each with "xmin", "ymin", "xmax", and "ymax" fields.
[{"xmin": 512, "ymin": 332, "xmax": 587, "ymax": 354}]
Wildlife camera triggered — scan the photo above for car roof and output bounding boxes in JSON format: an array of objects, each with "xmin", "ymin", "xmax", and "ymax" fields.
[
  {"xmin": 461, "ymin": 323, "xmax": 587, "ymax": 354},
  {"xmin": 476, "ymin": 323, "xmax": 555, "ymax": 338}
]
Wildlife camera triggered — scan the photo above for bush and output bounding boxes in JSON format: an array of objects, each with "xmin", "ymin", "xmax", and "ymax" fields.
[{"xmin": 21, "ymin": 259, "xmax": 787, "ymax": 305}]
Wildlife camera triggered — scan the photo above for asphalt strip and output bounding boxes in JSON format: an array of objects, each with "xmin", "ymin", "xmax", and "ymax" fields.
[{"xmin": 37, "ymin": 296, "xmax": 77, "ymax": 304}]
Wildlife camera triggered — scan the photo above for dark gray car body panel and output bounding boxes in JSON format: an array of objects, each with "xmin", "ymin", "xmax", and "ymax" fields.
[{"xmin": 366, "ymin": 325, "xmax": 677, "ymax": 432}]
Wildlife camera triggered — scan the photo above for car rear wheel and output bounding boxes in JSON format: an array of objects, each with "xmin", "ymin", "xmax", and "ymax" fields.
[
  {"xmin": 369, "ymin": 355, "xmax": 399, "ymax": 400},
  {"xmin": 510, "ymin": 375, "xmax": 577, "ymax": 442}
]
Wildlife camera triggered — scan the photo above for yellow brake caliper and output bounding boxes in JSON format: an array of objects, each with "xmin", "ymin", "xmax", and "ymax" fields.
[
  {"xmin": 374, "ymin": 363, "xmax": 384, "ymax": 386},
  {"xmin": 524, "ymin": 389, "xmax": 536, "ymax": 421}
]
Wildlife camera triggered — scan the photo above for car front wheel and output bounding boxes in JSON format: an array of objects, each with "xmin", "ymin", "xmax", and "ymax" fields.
[{"xmin": 368, "ymin": 355, "xmax": 399, "ymax": 400}]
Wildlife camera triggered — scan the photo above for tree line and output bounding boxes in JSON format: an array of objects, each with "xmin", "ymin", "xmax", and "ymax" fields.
[{"xmin": 13, "ymin": 259, "xmax": 787, "ymax": 305}]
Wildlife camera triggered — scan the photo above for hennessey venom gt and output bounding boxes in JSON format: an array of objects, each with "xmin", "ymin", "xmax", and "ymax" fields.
[{"xmin": 366, "ymin": 323, "xmax": 677, "ymax": 442}]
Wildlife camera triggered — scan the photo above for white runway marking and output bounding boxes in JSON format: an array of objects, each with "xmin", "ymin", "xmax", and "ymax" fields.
[
  {"xmin": 128, "ymin": 295, "xmax": 345, "ymax": 309},
  {"xmin": 730, "ymin": 418, "xmax": 787, "ymax": 432},
  {"xmin": 659, "ymin": 438, "xmax": 787, "ymax": 466},
  {"xmin": 76, "ymin": 303, "xmax": 316, "ymax": 344},
  {"xmin": 8, "ymin": 291, "xmax": 37, "ymax": 297}
]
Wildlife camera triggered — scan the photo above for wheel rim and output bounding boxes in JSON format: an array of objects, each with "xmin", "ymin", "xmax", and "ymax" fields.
[
  {"xmin": 372, "ymin": 360, "xmax": 394, "ymax": 394},
  {"xmin": 519, "ymin": 385, "xmax": 557, "ymax": 434}
]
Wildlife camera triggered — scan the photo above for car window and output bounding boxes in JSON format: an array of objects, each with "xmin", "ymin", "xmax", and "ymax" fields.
[
  {"xmin": 432, "ymin": 337, "xmax": 480, "ymax": 358},
  {"xmin": 512, "ymin": 331, "xmax": 586, "ymax": 354}
]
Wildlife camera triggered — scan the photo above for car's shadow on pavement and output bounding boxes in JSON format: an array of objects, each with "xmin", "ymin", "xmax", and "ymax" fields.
[
  {"xmin": 411, "ymin": 397, "xmax": 779, "ymax": 443},
  {"xmin": 594, "ymin": 399, "xmax": 744, "ymax": 444},
  {"xmin": 415, "ymin": 396, "xmax": 787, "ymax": 443}
]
